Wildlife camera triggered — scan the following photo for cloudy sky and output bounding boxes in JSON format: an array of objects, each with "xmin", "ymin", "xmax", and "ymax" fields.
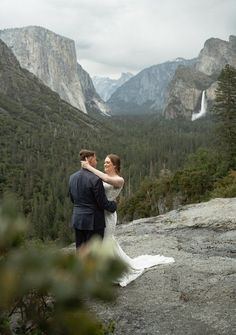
[{"xmin": 0, "ymin": 0, "xmax": 235, "ymax": 78}]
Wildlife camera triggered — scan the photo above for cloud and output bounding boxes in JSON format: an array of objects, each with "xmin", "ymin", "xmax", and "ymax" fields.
[{"xmin": 0, "ymin": 0, "xmax": 235, "ymax": 77}]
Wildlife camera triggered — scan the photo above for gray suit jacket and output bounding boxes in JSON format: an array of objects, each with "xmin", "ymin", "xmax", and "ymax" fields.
[{"xmin": 69, "ymin": 168, "xmax": 117, "ymax": 230}]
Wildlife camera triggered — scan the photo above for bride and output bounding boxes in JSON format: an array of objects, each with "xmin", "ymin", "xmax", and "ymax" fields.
[{"xmin": 82, "ymin": 154, "xmax": 174, "ymax": 287}]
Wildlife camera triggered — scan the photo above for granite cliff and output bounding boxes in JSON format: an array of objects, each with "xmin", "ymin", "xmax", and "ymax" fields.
[
  {"xmin": 0, "ymin": 26, "xmax": 109, "ymax": 115},
  {"xmin": 164, "ymin": 35, "xmax": 236, "ymax": 119},
  {"xmin": 77, "ymin": 63, "xmax": 110, "ymax": 115},
  {"xmin": 0, "ymin": 38, "xmax": 101, "ymax": 135}
]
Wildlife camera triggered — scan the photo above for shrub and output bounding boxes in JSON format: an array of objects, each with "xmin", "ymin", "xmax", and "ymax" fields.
[
  {"xmin": 210, "ymin": 170, "xmax": 236, "ymax": 198},
  {"xmin": 0, "ymin": 196, "xmax": 125, "ymax": 335}
]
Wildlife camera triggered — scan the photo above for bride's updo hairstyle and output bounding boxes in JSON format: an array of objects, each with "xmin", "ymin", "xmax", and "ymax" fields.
[{"xmin": 107, "ymin": 154, "xmax": 121, "ymax": 175}]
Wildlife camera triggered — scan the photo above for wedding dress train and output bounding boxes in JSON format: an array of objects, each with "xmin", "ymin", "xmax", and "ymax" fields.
[{"xmin": 103, "ymin": 182, "xmax": 175, "ymax": 287}]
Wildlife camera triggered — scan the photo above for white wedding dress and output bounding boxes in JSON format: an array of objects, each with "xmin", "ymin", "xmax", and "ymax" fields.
[{"xmin": 103, "ymin": 182, "xmax": 175, "ymax": 287}]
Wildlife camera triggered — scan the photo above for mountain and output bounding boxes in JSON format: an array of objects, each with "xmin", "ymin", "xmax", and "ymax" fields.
[
  {"xmin": 0, "ymin": 26, "xmax": 109, "ymax": 115},
  {"xmin": 164, "ymin": 35, "xmax": 236, "ymax": 119},
  {"xmin": 0, "ymin": 38, "xmax": 98, "ymax": 129},
  {"xmin": 92, "ymin": 72, "xmax": 133, "ymax": 101},
  {"xmin": 107, "ymin": 58, "xmax": 196, "ymax": 115},
  {"xmin": 77, "ymin": 63, "xmax": 110, "ymax": 115},
  {"xmin": 107, "ymin": 35, "xmax": 236, "ymax": 118},
  {"xmin": 0, "ymin": 37, "xmax": 219, "ymax": 241},
  {"xmin": 0, "ymin": 37, "xmax": 115, "ymax": 239}
]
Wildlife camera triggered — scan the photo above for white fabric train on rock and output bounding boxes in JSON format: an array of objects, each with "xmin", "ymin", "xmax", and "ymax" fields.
[{"xmin": 103, "ymin": 182, "xmax": 175, "ymax": 287}]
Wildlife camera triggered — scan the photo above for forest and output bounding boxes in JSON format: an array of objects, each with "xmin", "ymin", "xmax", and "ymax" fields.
[{"xmin": 0, "ymin": 64, "xmax": 236, "ymax": 245}]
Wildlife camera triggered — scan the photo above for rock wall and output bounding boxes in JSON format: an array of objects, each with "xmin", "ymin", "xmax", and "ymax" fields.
[
  {"xmin": 196, "ymin": 36, "xmax": 236, "ymax": 75},
  {"xmin": 77, "ymin": 63, "xmax": 110, "ymax": 115},
  {"xmin": 164, "ymin": 35, "xmax": 236, "ymax": 119},
  {"xmin": 0, "ymin": 26, "xmax": 109, "ymax": 115}
]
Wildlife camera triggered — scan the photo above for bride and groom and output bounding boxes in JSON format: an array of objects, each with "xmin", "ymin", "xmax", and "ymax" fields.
[{"xmin": 69, "ymin": 149, "xmax": 174, "ymax": 287}]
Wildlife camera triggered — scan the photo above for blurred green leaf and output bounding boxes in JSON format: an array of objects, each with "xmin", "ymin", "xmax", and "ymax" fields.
[{"xmin": 0, "ymin": 201, "xmax": 126, "ymax": 334}]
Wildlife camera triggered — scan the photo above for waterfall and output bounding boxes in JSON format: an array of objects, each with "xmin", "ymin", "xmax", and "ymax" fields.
[{"xmin": 191, "ymin": 90, "xmax": 207, "ymax": 121}]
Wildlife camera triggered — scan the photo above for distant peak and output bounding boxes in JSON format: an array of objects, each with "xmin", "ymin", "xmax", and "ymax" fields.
[
  {"xmin": 119, "ymin": 72, "xmax": 132, "ymax": 79},
  {"xmin": 175, "ymin": 57, "xmax": 186, "ymax": 62}
]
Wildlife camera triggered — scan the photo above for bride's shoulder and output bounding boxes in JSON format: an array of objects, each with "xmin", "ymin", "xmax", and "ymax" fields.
[
  {"xmin": 115, "ymin": 174, "xmax": 124, "ymax": 183},
  {"xmin": 114, "ymin": 175, "xmax": 124, "ymax": 188}
]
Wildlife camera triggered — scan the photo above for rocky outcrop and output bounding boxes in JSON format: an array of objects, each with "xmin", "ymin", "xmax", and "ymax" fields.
[
  {"xmin": 163, "ymin": 65, "xmax": 214, "ymax": 119},
  {"xmin": 196, "ymin": 36, "xmax": 236, "ymax": 75},
  {"xmin": 164, "ymin": 35, "xmax": 236, "ymax": 119},
  {"xmin": 77, "ymin": 64, "xmax": 110, "ymax": 115},
  {"xmin": 92, "ymin": 72, "xmax": 133, "ymax": 101},
  {"xmin": 107, "ymin": 58, "xmax": 196, "ymax": 115},
  {"xmin": 0, "ymin": 38, "xmax": 97, "ymax": 129},
  {"xmin": 91, "ymin": 197, "xmax": 236, "ymax": 334},
  {"xmin": 0, "ymin": 26, "xmax": 109, "ymax": 115}
]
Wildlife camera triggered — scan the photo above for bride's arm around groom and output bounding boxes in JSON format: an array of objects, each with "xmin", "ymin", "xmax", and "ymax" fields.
[{"xmin": 81, "ymin": 154, "xmax": 124, "ymax": 189}]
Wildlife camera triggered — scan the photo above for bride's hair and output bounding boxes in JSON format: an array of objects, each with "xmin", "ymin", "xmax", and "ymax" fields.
[{"xmin": 107, "ymin": 154, "xmax": 121, "ymax": 174}]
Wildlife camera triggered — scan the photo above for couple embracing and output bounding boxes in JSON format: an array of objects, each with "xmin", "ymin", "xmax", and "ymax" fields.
[
  {"xmin": 69, "ymin": 149, "xmax": 174, "ymax": 287},
  {"xmin": 69, "ymin": 149, "xmax": 123, "ymax": 250}
]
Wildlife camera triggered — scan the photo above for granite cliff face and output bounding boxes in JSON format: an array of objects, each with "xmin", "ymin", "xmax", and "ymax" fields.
[
  {"xmin": 107, "ymin": 58, "xmax": 195, "ymax": 115},
  {"xmin": 0, "ymin": 38, "xmax": 97, "ymax": 129},
  {"xmin": 196, "ymin": 35, "xmax": 236, "ymax": 75},
  {"xmin": 164, "ymin": 35, "xmax": 236, "ymax": 119},
  {"xmin": 77, "ymin": 63, "xmax": 110, "ymax": 115},
  {"xmin": 0, "ymin": 26, "xmax": 109, "ymax": 115},
  {"xmin": 163, "ymin": 65, "xmax": 214, "ymax": 119},
  {"xmin": 92, "ymin": 72, "xmax": 133, "ymax": 101}
]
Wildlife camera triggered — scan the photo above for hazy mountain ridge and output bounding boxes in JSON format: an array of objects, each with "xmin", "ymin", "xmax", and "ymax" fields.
[
  {"xmin": 0, "ymin": 26, "xmax": 110, "ymax": 116},
  {"xmin": 92, "ymin": 72, "xmax": 133, "ymax": 101},
  {"xmin": 106, "ymin": 35, "xmax": 236, "ymax": 118},
  {"xmin": 0, "ymin": 26, "xmax": 235, "ymax": 119},
  {"xmin": 107, "ymin": 58, "xmax": 196, "ymax": 115}
]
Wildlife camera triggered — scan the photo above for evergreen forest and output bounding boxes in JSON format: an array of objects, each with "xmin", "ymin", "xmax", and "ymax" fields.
[{"xmin": 1, "ymin": 53, "xmax": 236, "ymax": 245}]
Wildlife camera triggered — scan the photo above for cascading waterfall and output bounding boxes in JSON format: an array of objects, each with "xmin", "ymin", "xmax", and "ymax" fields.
[{"xmin": 191, "ymin": 90, "xmax": 207, "ymax": 121}]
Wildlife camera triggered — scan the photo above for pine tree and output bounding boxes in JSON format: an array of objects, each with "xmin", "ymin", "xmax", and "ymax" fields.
[{"xmin": 213, "ymin": 64, "xmax": 236, "ymax": 169}]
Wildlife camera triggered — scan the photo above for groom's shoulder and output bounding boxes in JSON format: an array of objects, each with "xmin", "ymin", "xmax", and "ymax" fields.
[
  {"xmin": 86, "ymin": 170, "xmax": 101, "ymax": 183},
  {"xmin": 70, "ymin": 169, "xmax": 101, "ymax": 183},
  {"xmin": 80, "ymin": 169, "xmax": 101, "ymax": 182}
]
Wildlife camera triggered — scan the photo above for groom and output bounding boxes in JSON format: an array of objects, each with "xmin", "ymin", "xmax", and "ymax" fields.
[{"xmin": 69, "ymin": 149, "xmax": 117, "ymax": 250}]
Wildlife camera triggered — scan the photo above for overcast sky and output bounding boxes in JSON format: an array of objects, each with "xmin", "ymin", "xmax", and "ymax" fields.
[{"xmin": 0, "ymin": 0, "xmax": 235, "ymax": 78}]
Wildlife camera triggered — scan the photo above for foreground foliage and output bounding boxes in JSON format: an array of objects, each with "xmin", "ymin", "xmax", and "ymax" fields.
[
  {"xmin": 0, "ymin": 197, "xmax": 125, "ymax": 335},
  {"xmin": 213, "ymin": 64, "xmax": 236, "ymax": 169}
]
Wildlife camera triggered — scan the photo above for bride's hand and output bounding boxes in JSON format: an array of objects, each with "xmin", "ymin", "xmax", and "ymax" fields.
[{"xmin": 81, "ymin": 159, "xmax": 90, "ymax": 169}]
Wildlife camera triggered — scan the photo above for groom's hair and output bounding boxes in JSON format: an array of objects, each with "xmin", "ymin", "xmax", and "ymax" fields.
[{"xmin": 79, "ymin": 149, "xmax": 96, "ymax": 161}]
